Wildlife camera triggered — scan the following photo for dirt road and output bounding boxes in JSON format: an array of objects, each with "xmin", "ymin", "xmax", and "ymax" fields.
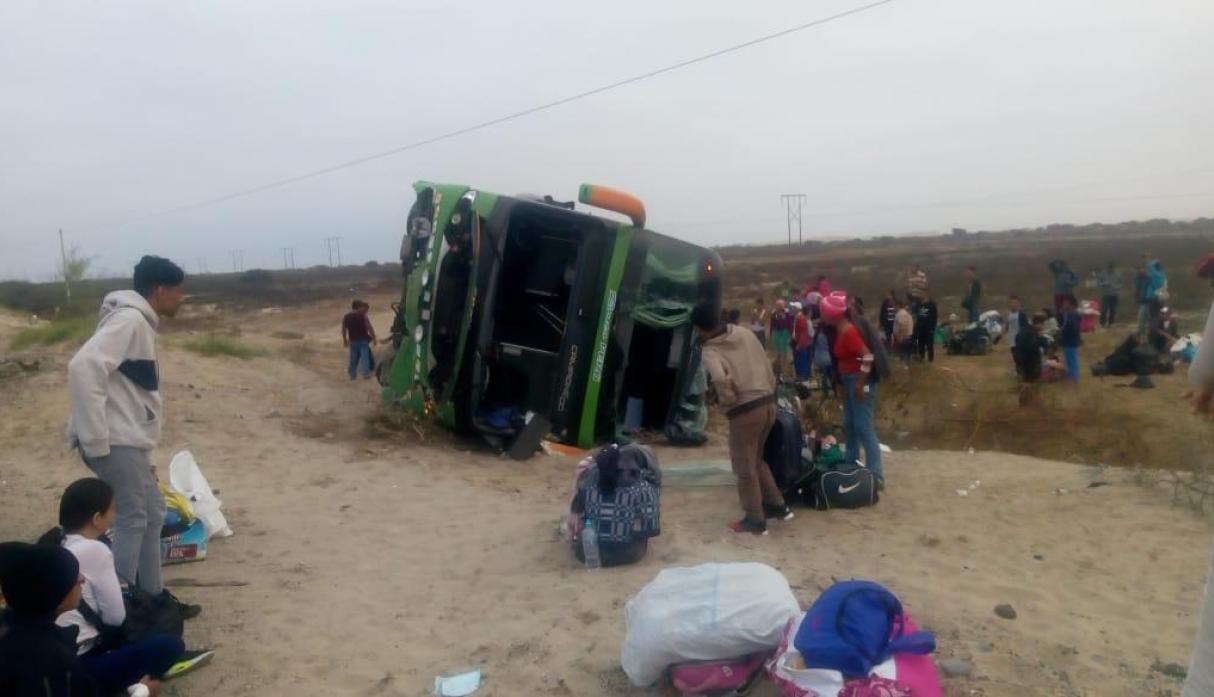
[{"xmin": 0, "ymin": 299, "xmax": 1207, "ymax": 696}]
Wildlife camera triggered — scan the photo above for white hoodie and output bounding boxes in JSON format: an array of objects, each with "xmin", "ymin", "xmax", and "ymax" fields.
[{"xmin": 67, "ymin": 291, "xmax": 163, "ymax": 458}]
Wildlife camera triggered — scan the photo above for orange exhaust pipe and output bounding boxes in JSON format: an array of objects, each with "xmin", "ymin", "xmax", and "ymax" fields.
[{"xmin": 578, "ymin": 184, "xmax": 646, "ymax": 228}]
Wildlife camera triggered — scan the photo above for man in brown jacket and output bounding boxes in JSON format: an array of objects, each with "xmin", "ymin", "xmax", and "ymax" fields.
[{"xmin": 693, "ymin": 305, "xmax": 793, "ymax": 535}]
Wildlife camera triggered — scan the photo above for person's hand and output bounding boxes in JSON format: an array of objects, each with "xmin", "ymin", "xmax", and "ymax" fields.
[
  {"xmin": 1184, "ymin": 385, "xmax": 1214, "ymax": 420},
  {"xmin": 343, "ymin": 339, "xmax": 349, "ymax": 348},
  {"xmin": 854, "ymin": 384, "xmax": 866, "ymax": 402},
  {"xmin": 137, "ymin": 677, "xmax": 162, "ymax": 697}
]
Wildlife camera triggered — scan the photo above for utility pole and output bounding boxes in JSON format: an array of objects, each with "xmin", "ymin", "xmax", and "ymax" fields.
[
  {"xmin": 229, "ymin": 250, "xmax": 244, "ymax": 273},
  {"xmin": 780, "ymin": 194, "xmax": 807, "ymax": 246},
  {"xmin": 195, "ymin": 257, "xmax": 208, "ymax": 275},
  {"xmin": 323, "ymin": 237, "xmax": 342, "ymax": 267},
  {"xmin": 58, "ymin": 228, "xmax": 71, "ymax": 301},
  {"xmin": 280, "ymin": 247, "xmax": 295, "ymax": 269}
]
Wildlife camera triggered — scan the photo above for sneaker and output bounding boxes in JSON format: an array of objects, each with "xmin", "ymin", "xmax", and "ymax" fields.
[
  {"xmin": 728, "ymin": 518, "xmax": 768, "ymax": 536},
  {"xmin": 161, "ymin": 590, "xmax": 202, "ymax": 620},
  {"xmin": 164, "ymin": 649, "xmax": 215, "ymax": 680},
  {"xmin": 763, "ymin": 504, "xmax": 795, "ymax": 521}
]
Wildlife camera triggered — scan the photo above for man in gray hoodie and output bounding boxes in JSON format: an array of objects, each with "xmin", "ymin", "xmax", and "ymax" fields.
[{"xmin": 66, "ymin": 256, "xmax": 197, "ymax": 615}]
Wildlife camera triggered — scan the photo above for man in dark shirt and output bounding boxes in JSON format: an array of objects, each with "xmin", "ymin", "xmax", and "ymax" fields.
[
  {"xmin": 915, "ymin": 290, "xmax": 939, "ymax": 363},
  {"xmin": 1059, "ymin": 295, "xmax": 1082, "ymax": 382},
  {"xmin": 341, "ymin": 300, "xmax": 378, "ymax": 380},
  {"xmin": 962, "ymin": 266, "xmax": 982, "ymax": 323},
  {"xmin": 1014, "ymin": 314, "xmax": 1046, "ymax": 382}
]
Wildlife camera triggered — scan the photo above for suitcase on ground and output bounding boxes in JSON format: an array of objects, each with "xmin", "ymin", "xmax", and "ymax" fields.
[{"xmin": 763, "ymin": 409, "xmax": 812, "ymax": 494}]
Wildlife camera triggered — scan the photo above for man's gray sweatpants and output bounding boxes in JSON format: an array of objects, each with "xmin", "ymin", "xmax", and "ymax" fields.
[{"xmin": 83, "ymin": 446, "xmax": 165, "ymax": 595}]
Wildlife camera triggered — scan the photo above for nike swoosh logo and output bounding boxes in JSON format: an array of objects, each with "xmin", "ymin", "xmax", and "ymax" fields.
[{"xmin": 838, "ymin": 482, "xmax": 862, "ymax": 494}]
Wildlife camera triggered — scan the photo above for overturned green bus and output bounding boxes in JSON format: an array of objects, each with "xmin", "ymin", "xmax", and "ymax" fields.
[{"xmin": 381, "ymin": 181, "xmax": 722, "ymax": 456}]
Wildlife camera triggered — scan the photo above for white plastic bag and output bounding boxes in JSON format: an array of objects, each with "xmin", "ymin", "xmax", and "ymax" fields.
[
  {"xmin": 168, "ymin": 450, "xmax": 233, "ymax": 539},
  {"xmin": 621, "ymin": 562, "xmax": 801, "ymax": 686}
]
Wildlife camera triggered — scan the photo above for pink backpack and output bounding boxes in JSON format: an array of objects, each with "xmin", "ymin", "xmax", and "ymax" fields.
[{"xmin": 669, "ymin": 653, "xmax": 770, "ymax": 696}]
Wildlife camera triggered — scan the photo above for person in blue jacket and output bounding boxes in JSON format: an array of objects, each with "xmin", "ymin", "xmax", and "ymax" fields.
[{"xmin": 1138, "ymin": 259, "xmax": 1167, "ymax": 335}]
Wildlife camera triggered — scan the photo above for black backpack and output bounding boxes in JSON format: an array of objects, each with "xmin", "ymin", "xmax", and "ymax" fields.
[
  {"xmin": 804, "ymin": 462, "xmax": 879, "ymax": 510},
  {"xmin": 763, "ymin": 409, "xmax": 813, "ymax": 495},
  {"xmin": 76, "ymin": 586, "xmax": 183, "ymax": 651}
]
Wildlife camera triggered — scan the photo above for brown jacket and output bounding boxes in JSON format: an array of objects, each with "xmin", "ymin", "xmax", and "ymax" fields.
[{"xmin": 701, "ymin": 325, "xmax": 777, "ymax": 412}]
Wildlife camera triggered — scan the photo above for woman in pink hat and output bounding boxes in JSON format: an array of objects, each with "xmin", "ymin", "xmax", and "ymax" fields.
[{"xmin": 820, "ymin": 291, "xmax": 884, "ymax": 488}]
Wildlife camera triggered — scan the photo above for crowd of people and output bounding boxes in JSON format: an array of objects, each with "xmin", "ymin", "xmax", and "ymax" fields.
[
  {"xmin": 729, "ymin": 254, "xmax": 1184, "ymax": 393},
  {"xmin": 691, "ymin": 252, "xmax": 1198, "ymax": 536},
  {"xmin": 1, "ymin": 256, "xmax": 212, "ymax": 696}
]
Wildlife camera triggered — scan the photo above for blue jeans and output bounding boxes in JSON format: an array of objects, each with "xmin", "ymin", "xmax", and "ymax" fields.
[
  {"xmin": 348, "ymin": 340, "xmax": 373, "ymax": 379},
  {"xmin": 968, "ymin": 305, "xmax": 979, "ymax": 323},
  {"xmin": 83, "ymin": 634, "xmax": 184, "ymax": 694},
  {"xmin": 840, "ymin": 373, "xmax": 882, "ymax": 481},
  {"xmin": 794, "ymin": 347, "xmax": 811, "ymax": 380},
  {"xmin": 1063, "ymin": 346, "xmax": 1079, "ymax": 382}
]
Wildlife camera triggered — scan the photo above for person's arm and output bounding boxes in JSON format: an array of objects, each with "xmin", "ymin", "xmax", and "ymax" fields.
[
  {"xmin": 341, "ymin": 317, "xmax": 349, "ymax": 347},
  {"xmin": 1186, "ymin": 303, "xmax": 1214, "ymax": 418},
  {"xmin": 841, "ymin": 328, "xmax": 872, "ymax": 399},
  {"xmin": 701, "ymin": 347, "xmax": 737, "ymax": 406},
  {"xmin": 84, "ymin": 543, "xmax": 126, "ymax": 626},
  {"xmin": 67, "ymin": 314, "xmax": 135, "ymax": 459},
  {"xmin": 365, "ymin": 316, "xmax": 377, "ymax": 343}
]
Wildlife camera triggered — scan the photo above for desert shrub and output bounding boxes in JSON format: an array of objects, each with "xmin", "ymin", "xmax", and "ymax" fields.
[
  {"xmin": 10, "ymin": 316, "xmax": 95, "ymax": 350},
  {"xmin": 182, "ymin": 335, "xmax": 265, "ymax": 359}
]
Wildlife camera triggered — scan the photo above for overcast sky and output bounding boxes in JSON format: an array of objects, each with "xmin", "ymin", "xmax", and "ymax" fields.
[{"xmin": 2, "ymin": 0, "xmax": 1212, "ymax": 281}]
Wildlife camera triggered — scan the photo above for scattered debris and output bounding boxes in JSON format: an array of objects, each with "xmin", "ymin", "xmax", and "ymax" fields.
[
  {"xmin": 433, "ymin": 669, "xmax": 481, "ymax": 696},
  {"xmin": 267, "ymin": 408, "xmax": 283, "ymax": 418},
  {"xmin": 165, "ymin": 578, "xmax": 250, "ymax": 588},
  {"xmin": 956, "ymin": 489, "xmax": 969, "ymax": 497},
  {"xmin": 994, "ymin": 604, "xmax": 1017, "ymax": 620},
  {"xmin": 541, "ymin": 440, "xmax": 590, "ymax": 458},
  {"xmin": 1150, "ymin": 660, "xmax": 1187, "ymax": 680},
  {"xmin": 1055, "ymin": 488, "xmax": 1069, "ymax": 495}
]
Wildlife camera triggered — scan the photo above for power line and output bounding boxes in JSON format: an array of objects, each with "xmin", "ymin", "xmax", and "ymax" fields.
[
  {"xmin": 323, "ymin": 237, "xmax": 342, "ymax": 267},
  {"xmin": 73, "ymin": 0, "xmax": 896, "ymax": 233},
  {"xmin": 780, "ymin": 193, "xmax": 807, "ymax": 245}
]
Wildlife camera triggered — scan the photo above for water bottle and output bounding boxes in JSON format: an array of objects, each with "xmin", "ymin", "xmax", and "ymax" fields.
[{"xmin": 581, "ymin": 522, "xmax": 601, "ymax": 570}]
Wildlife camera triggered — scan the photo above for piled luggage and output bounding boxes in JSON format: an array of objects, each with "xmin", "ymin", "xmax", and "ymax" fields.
[
  {"xmin": 621, "ymin": 565, "xmax": 941, "ymax": 696},
  {"xmin": 945, "ymin": 323, "xmax": 991, "ymax": 356}
]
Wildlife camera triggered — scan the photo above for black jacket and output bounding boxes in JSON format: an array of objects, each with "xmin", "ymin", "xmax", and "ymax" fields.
[
  {"xmin": 1013, "ymin": 328, "xmax": 1043, "ymax": 380},
  {"xmin": 0, "ymin": 612, "xmax": 97, "ymax": 697},
  {"xmin": 916, "ymin": 301, "xmax": 939, "ymax": 332},
  {"xmin": 963, "ymin": 279, "xmax": 981, "ymax": 308}
]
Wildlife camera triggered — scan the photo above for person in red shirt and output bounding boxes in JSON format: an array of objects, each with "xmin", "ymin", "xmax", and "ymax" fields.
[
  {"xmin": 341, "ymin": 300, "xmax": 378, "ymax": 380},
  {"xmin": 820, "ymin": 291, "xmax": 883, "ymax": 488},
  {"xmin": 792, "ymin": 305, "xmax": 812, "ymax": 380}
]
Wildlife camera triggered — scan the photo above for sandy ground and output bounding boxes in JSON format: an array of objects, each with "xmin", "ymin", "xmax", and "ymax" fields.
[{"xmin": 1, "ymin": 298, "xmax": 1210, "ymax": 697}]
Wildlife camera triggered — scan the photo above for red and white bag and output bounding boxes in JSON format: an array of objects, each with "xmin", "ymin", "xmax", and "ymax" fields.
[{"xmin": 767, "ymin": 615, "xmax": 942, "ymax": 697}]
